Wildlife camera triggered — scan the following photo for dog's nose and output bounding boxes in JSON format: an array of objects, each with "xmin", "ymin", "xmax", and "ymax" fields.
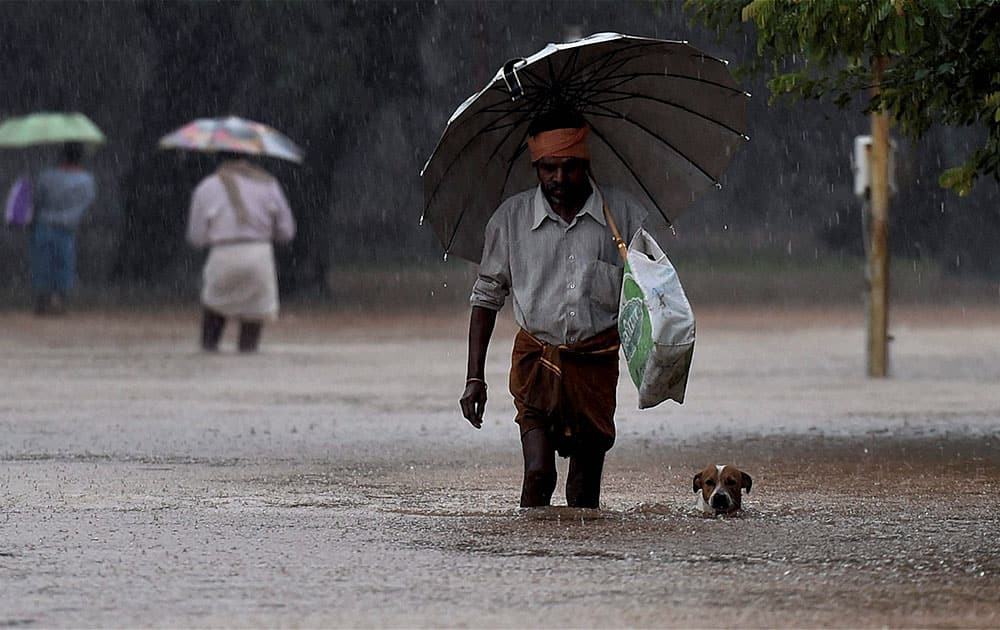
[{"xmin": 710, "ymin": 494, "xmax": 731, "ymax": 509}]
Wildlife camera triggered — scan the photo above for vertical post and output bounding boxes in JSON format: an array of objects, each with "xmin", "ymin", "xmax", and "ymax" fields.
[{"xmin": 868, "ymin": 56, "xmax": 890, "ymax": 377}]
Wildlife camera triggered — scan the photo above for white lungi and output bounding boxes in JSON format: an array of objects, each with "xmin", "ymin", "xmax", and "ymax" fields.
[{"xmin": 201, "ymin": 242, "xmax": 279, "ymax": 320}]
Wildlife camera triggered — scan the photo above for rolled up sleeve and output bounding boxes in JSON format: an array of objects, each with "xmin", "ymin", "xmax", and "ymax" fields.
[
  {"xmin": 470, "ymin": 212, "xmax": 510, "ymax": 311},
  {"xmin": 271, "ymin": 184, "xmax": 296, "ymax": 244}
]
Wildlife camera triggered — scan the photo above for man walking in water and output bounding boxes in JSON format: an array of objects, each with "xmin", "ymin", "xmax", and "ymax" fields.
[{"xmin": 460, "ymin": 110, "xmax": 646, "ymax": 508}]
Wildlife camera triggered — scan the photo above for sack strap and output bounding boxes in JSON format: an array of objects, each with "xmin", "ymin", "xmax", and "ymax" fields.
[
  {"xmin": 594, "ymin": 181, "xmax": 627, "ymax": 263},
  {"xmin": 218, "ymin": 170, "xmax": 250, "ymax": 225}
]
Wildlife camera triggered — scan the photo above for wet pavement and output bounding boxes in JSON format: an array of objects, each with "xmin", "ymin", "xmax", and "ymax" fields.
[{"xmin": 2, "ymin": 305, "xmax": 999, "ymax": 628}]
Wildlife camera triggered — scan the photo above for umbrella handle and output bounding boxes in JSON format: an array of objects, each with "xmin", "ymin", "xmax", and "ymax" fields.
[{"xmin": 502, "ymin": 58, "xmax": 526, "ymax": 101}]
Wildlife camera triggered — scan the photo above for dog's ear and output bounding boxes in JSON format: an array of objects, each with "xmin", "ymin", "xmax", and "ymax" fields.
[
  {"xmin": 741, "ymin": 471, "xmax": 753, "ymax": 494},
  {"xmin": 692, "ymin": 472, "xmax": 703, "ymax": 494}
]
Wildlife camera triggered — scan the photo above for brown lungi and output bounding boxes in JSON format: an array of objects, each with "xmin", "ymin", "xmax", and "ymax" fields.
[{"xmin": 509, "ymin": 327, "xmax": 621, "ymax": 457}]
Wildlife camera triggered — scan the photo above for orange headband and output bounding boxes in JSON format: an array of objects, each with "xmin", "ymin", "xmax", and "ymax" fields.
[{"xmin": 527, "ymin": 126, "xmax": 591, "ymax": 164}]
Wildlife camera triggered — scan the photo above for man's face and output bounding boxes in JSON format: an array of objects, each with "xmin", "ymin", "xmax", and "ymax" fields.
[{"xmin": 535, "ymin": 156, "xmax": 590, "ymax": 208}]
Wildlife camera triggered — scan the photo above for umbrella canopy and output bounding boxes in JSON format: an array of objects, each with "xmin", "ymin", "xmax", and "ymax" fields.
[
  {"xmin": 158, "ymin": 116, "xmax": 304, "ymax": 163},
  {"xmin": 420, "ymin": 32, "xmax": 749, "ymax": 262},
  {"xmin": 0, "ymin": 112, "xmax": 106, "ymax": 147}
]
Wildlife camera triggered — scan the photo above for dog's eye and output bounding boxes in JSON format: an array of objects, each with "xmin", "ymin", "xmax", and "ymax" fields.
[
  {"xmin": 705, "ymin": 479, "xmax": 715, "ymax": 487},
  {"xmin": 725, "ymin": 478, "xmax": 737, "ymax": 486}
]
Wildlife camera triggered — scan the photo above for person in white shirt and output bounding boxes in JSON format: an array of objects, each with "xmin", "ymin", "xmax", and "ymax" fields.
[{"xmin": 186, "ymin": 154, "xmax": 296, "ymax": 352}]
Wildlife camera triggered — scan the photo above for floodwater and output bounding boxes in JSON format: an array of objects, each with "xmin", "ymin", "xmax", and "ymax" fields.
[{"xmin": 2, "ymin": 305, "xmax": 999, "ymax": 628}]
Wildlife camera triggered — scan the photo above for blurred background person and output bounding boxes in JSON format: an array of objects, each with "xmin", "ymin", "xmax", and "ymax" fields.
[
  {"xmin": 186, "ymin": 153, "xmax": 296, "ymax": 353},
  {"xmin": 30, "ymin": 141, "xmax": 97, "ymax": 315}
]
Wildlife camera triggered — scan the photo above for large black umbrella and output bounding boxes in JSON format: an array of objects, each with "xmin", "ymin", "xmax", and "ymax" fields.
[{"xmin": 420, "ymin": 32, "xmax": 749, "ymax": 262}]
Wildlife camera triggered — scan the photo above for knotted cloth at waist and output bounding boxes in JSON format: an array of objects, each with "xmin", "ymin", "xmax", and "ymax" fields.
[{"xmin": 509, "ymin": 326, "xmax": 620, "ymax": 455}]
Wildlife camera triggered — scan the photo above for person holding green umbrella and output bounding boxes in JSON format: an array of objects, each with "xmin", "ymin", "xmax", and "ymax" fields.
[
  {"xmin": 0, "ymin": 112, "xmax": 103, "ymax": 314},
  {"xmin": 28, "ymin": 141, "xmax": 97, "ymax": 314}
]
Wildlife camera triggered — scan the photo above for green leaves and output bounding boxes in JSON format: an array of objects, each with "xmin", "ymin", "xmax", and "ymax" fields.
[
  {"xmin": 686, "ymin": 0, "xmax": 1000, "ymax": 192},
  {"xmin": 939, "ymin": 157, "xmax": 983, "ymax": 196}
]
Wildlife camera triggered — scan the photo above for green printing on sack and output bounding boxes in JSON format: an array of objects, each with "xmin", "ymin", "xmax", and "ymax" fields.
[{"xmin": 618, "ymin": 262, "xmax": 654, "ymax": 388}]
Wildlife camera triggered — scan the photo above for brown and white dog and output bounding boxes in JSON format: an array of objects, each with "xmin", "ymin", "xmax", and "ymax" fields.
[{"xmin": 693, "ymin": 464, "xmax": 753, "ymax": 515}]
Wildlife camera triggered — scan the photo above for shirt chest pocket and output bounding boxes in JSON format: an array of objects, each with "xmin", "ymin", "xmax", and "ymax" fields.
[{"xmin": 584, "ymin": 259, "xmax": 622, "ymax": 312}]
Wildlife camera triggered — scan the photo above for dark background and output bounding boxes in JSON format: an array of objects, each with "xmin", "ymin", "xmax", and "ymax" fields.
[{"xmin": 1, "ymin": 1, "xmax": 996, "ymax": 306}]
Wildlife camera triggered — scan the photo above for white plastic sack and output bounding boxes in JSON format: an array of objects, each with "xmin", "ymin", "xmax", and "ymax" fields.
[{"xmin": 618, "ymin": 228, "xmax": 695, "ymax": 408}]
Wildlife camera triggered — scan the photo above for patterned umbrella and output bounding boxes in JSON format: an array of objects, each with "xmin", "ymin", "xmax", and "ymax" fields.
[
  {"xmin": 158, "ymin": 116, "xmax": 304, "ymax": 163},
  {"xmin": 0, "ymin": 112, "xmax": 105, "ymax": 147}
]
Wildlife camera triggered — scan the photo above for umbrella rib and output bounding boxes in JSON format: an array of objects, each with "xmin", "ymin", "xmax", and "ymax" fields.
[
  {"xmin": 427, "ymin": 79, "xmax": 552, "ymax": 181},
  {"xmin": 425, "ymin": 97, "xmax": 543, "ymax": 228},
  {"xmin": 583, "ymin": 49, "xmax": 652, "ymax": 84},
  {"xmin": 473, "ymin": 82, "xmax": 556, "ymax": 145},
  {"xmin": 443, "ymin": 128, "xmax": 528, "ymax": 257},
  {"xmin": 424, "ymin": 110, "xmax": 527, "ymax": 212},
  {"xmin": 492, "ymin": 69, "xmax": 563, "ymax": 114},
  {"xmin": 559, "ymin": 53, "xmax": 639, "ymax": 104},
  {"xmin": 582, "ymin": 98, "xmax": 720, "ymax": 184},
  {"xmin": 579, "ymin": 90, "xmax": 747, "ymax": 139},
  {"xmin": 525, "ymin": 55, "xmax": 652, "ymax": 117},
  {"xmin": 587, "ymin": 121, "xmax": 672, "ymax": 226},
  {"xmin": 556, "ymin": 82, "xmax": 747, "ymax": 139},
  {"xmin": 569, "ymin": 43, "xmax": 707, "ymax": 102},
  {"xmin": 477, "ymin": 80, "xmax": 559, "ymax": 117},
  {"xmin": 569, "ymin": 41, "xmax": 662, "ymax": 86},
  {"xmin": 546, "ymin": 57, "xmax": 558, "ymax": 93},
  {"xmin": 586, "ymin": 71, "xmax": 747, "ymax": 97},
  {"xmin": 519, "ymin": 66, "xmax": 563, "ymax": 112},
  {"xmin": 435, "ymin": 78, "xmax": 559, "ymax": 253},
  {"xmin": 558, "ymin": 48, "xmax": 582, "ymax": 86},
  {"xmin": 520, "ymin": 47, "xmax": 644, "ymax": 113},
  {"xmin": 567, "ymin": 51, "xmax": 741, "ymax": 110}
]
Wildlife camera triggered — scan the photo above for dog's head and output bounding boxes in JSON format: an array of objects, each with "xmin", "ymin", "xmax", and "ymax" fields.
[{"xmin": 693, "ymin": 464, "xmax": 752, "ymax": 515}]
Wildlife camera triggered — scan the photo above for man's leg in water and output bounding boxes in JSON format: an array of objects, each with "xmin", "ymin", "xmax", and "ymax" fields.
[
  {"xmin": 520, "ymin": 427, "xmax": 557, "ymax": 507},
  {"xmin": 566, "ymin": 448, "xmax": 606, "ymax": 508}
]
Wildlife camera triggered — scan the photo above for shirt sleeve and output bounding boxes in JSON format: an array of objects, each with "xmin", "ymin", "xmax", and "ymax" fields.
[
  {"xmin": 186, "ymin": 185, "xmax": 210, "ymax": 248},
  {"xmin": 271, "ymin": 183, "xmax": 296, "ymax": 244},
  {"xmin": 469, "ymin": 209, "xmax": 511, "ymax": 311}
]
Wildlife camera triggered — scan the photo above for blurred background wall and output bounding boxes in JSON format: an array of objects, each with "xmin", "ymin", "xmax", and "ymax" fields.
[{"xmin": 1, "ymin": 1, "xmax": 996, "ymax": 309}]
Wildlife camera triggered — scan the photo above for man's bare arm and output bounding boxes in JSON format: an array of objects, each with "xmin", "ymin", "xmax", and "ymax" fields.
[{"xmin": 459, "ymin": 305, "xmax": 498, "ymax": 428}]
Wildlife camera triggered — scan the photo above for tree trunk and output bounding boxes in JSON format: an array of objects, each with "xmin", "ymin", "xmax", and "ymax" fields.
[{"xmin": 868, "ymin": 56, "xmax": 891, "ymax": 377}]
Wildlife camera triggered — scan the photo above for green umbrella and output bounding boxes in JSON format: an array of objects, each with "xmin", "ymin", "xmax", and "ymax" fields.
[{"xmin": 0, "ymin": 112, "xmax": 106, "ymax": 147}]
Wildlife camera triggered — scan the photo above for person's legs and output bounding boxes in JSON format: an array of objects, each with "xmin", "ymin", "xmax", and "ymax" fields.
[
  {"xmin": 52, "ymin": 229, "xmax": 75, "ymax": 292},
  {"xmin": 520, "ymin": 427, "xmax": 557, "ymax": 507},
  {"xmin": 30, "ymin": 224, "xmax": 55, "ymax": 314},
  {"xmin": 238, "ymin": 320, "xmax": 262, "ymax": 353},
  {"xmin": 48, "ymin": 228, "xmax": 75, "ymax": 314},
  {"xmin": 201, "ymin": 309, "xmax": 226, "ymax": 351},
  {"xmin": 566, "ymin": 448, "xmax": 606, "ymax": 508}
]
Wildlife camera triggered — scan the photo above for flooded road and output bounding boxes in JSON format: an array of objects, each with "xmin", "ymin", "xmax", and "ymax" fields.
[{"xmin": 2, "ymin": 305, "xmax": 999, "ymax": 627}]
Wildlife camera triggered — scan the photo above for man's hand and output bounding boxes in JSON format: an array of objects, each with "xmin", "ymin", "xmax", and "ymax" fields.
[
  {"xmin": 463, "ymin": 306, "xmax": 497, "ymax": 430},
  {"xmin": 460, "ymin": 380, "xmax": 487, "ymax": 429}
]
